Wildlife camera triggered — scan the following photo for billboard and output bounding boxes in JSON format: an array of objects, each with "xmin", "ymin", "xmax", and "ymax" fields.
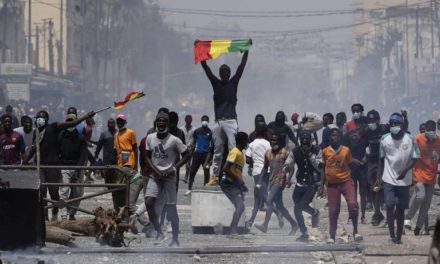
[{"xmin": 0, "ymin": 64, "xmax": 32, "ymax": 102}]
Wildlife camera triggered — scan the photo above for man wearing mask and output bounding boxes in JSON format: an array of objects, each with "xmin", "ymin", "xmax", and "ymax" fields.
[
  {"xmin": 0, "ymin": 114, "xmax": 26, "ymax": 165},
  {"xmin": 377, "ymin": 113, "xmax": 419, "ymax": 244},
  {"xmin": 181, "ymin": 115, "xmax": 195, "ymax": 184},
  {"xmin": 14, "ymin": 115, "xmax": 34, "ymax": 161},
  {"xmin": 405, "ymin": 120, "xmax": 440, "ymax": 235},
  {"xmin": 346, "ymin": 104, "xmax": 367, "ymax": 134},
  {"xmin": 365, "ymin": 109, "xmax": 388, "ymax": 226},
  {"xmin": 255, "ymin": 133, "xmax": 299, "ymax": 236},
  {"xmin": 268, "ymin": 111, "xmax": 298, "ymax": 149},
  {"xmin": 285, "ymin": 131, "xmax": 321, "ymax": 242},
  {"xmin": 58, "ymin": 113, "xmax": 88, "ymax": 220},
  {"xmin": 186, "ymin": 115, "xmax": 213, "ymax": 195},
  {"xmin": 144, "ymin": 111, "xmax": 189, "ymax": 247},
  {"xmin": 113, "ymin": 114, "xmax": 138, "ymax": 213},
  {"xmin": 26, "ymin": 109, "xmax": 94, "ymax": 221},
  {"xmin": 200, "ymin": 49, "xmax": 249, "ymax": 186}
]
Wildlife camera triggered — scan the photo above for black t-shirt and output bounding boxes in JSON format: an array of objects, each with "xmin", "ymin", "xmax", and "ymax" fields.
[
  {"xmin": 38, "ymin": 123, "xmax": 60, "ymax": 164},
  {"xmin": 209, "ymin": 77, "xmax": 239, "ymax": 120},
  {"xmin": 366, "ymin": 124, "xmax": 389, "ymax": 163}
]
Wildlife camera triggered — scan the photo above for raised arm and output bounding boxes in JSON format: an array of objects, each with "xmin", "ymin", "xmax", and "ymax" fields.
[
  {"xmin": 57, "ymin": 112, "xmax": 95, "ymax": 130},
  {"xmin": 232, "ymin": 50, "xmax": 249, "ymax": 82},
  {"xmin": 201, "ymin": 60, "xmax": 218, "ymax": 83}
]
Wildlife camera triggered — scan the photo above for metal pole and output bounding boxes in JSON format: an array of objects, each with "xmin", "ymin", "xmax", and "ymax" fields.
[
  {"xmin": 2, "ymin": 0, "xmax": 8, "ymax": 63},
  {"xmin": 406, "ymin": 0, "xmax": 410, "ymax": 95},
  {"xmin": 59, "ymin": 0, "xmax": 63, "ymax": 76},
  {"xmin": 27, "ymin": 0, "xmax": 32, "ymax": 64},
  {"xmin": 35, "ymin": 25, "xmax": 39, "ymax": 72}
]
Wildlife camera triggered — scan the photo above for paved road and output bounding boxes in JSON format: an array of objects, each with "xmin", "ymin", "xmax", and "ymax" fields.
[{"xmin": 1, "ymin": 168, "xmax": 435, "ymax": 263}]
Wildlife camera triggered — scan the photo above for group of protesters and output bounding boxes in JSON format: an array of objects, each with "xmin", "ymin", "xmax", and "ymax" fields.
[{"xmin": 1, "ymin": 49, "xmax": 440, "ymax": 247}]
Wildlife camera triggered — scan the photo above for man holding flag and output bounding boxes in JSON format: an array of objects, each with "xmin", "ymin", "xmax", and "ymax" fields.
[{"xmin": 196, "ymin": 38, "xmax": 251, "ymax": 185}]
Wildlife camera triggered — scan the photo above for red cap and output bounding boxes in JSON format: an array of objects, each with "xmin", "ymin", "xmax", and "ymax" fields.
[{"xmin": 291, "ymin": 113, "xmax": 299, "ymax": 122}]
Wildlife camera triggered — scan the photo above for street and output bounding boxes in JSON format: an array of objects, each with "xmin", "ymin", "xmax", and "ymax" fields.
[{"xmin": 0, "ymin": 167, "xmax": 434, "ymax": 264}]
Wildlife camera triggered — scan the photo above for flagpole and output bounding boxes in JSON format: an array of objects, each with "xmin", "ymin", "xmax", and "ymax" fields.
[{"xmin": 94, "ymin": 106, "xmax": 112, "ymax": 114}]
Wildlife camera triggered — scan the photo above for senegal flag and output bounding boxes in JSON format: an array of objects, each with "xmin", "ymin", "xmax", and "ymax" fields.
[
  {"xmin": 194, "ymin": 39, "xmax": 252, "ymax": 64},
  {"xmin": 113, "ymin": 91, "xmax": 145, "ymax": 109}
]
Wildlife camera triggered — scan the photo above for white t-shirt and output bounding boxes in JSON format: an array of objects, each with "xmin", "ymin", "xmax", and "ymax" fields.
[
  {"xmin": 146, "ymin": 132, "xmax": 187, "ymax": 171},
  {"xmin": 14, "ymin": 126, "xmax": 34, "ymax": 156},
  {"xmin": 180, "ymin": 125, "xmax": 195, "ymax": 147},
  {"xmin": 380, "ymin": 133, "xmax": 420, "ymax": 186},
  {"xmin": 245, "ymin": 138, "xmax": 271, "ymax": 176}
]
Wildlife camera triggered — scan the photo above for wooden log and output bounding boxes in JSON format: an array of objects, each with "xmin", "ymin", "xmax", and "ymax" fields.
[
  {"xmin": 48, "ymin": 219, "xmax": 96, "ymax": 236},
  {"xmin": 46, "ymin": 226, "xmax": 76, "ymax": 247}
]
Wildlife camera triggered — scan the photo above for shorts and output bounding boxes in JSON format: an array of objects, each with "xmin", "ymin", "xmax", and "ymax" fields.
[
  {"xmin": 383, "ymin": 183, "xmax": 410, "ymax": 209},
  {"xmin": 367, "ymin": 162, "xmax": 379, "ymax": 187},
  {"xmin": 145, "ymin": 174, "xmax": 177, "ymax": 205}
]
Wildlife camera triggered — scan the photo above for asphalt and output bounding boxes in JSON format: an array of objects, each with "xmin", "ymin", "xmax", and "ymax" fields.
[{"xmin": 0, "ymin": 167, "xmax": 435, "ymax": 264}]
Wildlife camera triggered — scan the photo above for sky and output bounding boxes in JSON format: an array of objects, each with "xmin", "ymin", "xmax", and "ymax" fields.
[{"xmin": 157, "ymin": 0, "xmax": 356, "ymax": 40}]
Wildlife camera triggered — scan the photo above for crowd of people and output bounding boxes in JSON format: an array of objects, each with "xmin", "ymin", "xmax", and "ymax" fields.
[{"xmin": 1, "ymin": 49, "xmax": 440, "ymax": 248}]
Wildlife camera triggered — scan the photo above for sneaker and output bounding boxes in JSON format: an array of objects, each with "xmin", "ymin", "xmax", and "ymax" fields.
[
  {"xmin": 327, "ymin": 238, "xmax": 335, "ymax": 244},
  {"xmin": 404, "ymin": 219, "xmax": 412, "ymax": 230},
  {"xmin": 393, "ymin": 239, "xmax": 402, "ymax": 244},
  {"xmin": 414, "ymin": 227, "xmax": 421, "ymax": 236},
  {"xmin": 51, "ymin": 213, "xmax": 58, "ymax": 222},
  {"xmin": 68, "ymin": 215, "xmax": 76, "ymax": 221},
  {"xmin": 153, "ymin": 233, "xmax": 167, "ymax": 245},
  {"xmin": 421, "ymin": 230, "xmax": 430, "ymax": 236},
  {"xmin": 254, "ymin": 224, "xmax": 267, "ymax": 233},
  {"xmin": 206, "ymin": 176, "xmax": 219, "ymax": 186},
  {"xmin": 311, "ymin": 210, "xmax": 320, "ymax": 228},
  {"xmin": 371, "ymin": 213, "xmax": 385, "ymax": 227},
  {"xmin": 296, "ymin": 234, "xmax": 309, "ymax": 242},
  {"xmin": 354, "ymin": 233, "xmax": 363, "ymax": 242},
  {"xmin": 184, "ymin": 190, "xmax": 191, "ymax": 196},
  {"xmin": 168, "ymin": 240, "xmax": 180, "ymax": 247}
]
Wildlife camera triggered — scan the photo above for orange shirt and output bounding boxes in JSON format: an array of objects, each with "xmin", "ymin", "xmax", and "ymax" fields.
[
  {"xmin": 322, "ymin": 145, "xmax": 352, "ymax": 184},
  {"xmin": 412, "ymin": 133, "xmax": 440, "ymax": 185},
  {"xmin": 114, "ymin": 128, "xmax": 137, "ymax": 169}
]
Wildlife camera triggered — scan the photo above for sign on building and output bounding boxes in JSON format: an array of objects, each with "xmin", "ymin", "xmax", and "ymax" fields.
[{"xmin": 0, "ymin": 63, "xmax": 32, "ymax": 102}]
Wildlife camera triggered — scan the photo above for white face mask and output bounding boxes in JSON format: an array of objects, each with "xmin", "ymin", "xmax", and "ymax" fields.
[
  {"xmin": 352, "ymin": 112, "xmax": 361, "ymax": 120},
  {"xmin": 201, "ymin": 121, "xmax": 209, "ymax": 127},
  {"xmin": 390, "ymin": 126, "xmax": 401, "ymax": 135},
  {"xmin": 36, "ymin": 117, "xmax": 46, "ymax": 128},
  {"xmin": 67, "ymin": 127, "xmax": 75, "ymax": 132},
  {"xmin": 118, "ymin": 124, "xmax": 126, "ymax": 131},
  {"xmin": 368, "ymin": 123, "xmax": 377, "ymax": 131},
  {"xmin": 425, "ymin": 131, "xmax": 437, "ymax": 140}
]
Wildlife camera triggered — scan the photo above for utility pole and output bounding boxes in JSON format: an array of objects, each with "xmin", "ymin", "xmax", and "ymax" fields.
[
  {"xmin": 431, "ymin": 0, "xmax": 435, "ymax": 57},
  {"xmin": 28, "ymin": 0, "xmax": 32, "ymax": 64},
  {"xmin": 405, "ymin": 0, "xmax": 410, "ymax": 95},
  {"xmin": 48, "ymin": 19, "xmax": 54, "ymax": 76},
  {"xmin": 59, "ymin": 0, "xmax": 63, "ymax": 76},
  {"xmin": 416, "ymin": 5, "xmax": 419, "ymax": 59},
  {"xmin": 103, "ymin": 1, "xmax": 112, "ymax": 92},
  {"xmin": 42, "ymin": 19, "xmax": 48, "ymax": 69},
  {"xmin": 2, "ymin": 0, "xmax": 8, "ymax": 63},
  {"xmin": 35, "ymin": 25, "xmax": 39, "ymax": 72}
]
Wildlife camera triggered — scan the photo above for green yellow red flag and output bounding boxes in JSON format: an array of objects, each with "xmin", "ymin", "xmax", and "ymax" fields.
[{"xmin": 193, "ymin": 39, "xmax": 252, "ymax": 64}]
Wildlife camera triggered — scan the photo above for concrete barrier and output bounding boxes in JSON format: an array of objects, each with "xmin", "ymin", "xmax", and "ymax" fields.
[{"xmin": 191, "ymin": 187, "xmax": 246, "ymax": 234}]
